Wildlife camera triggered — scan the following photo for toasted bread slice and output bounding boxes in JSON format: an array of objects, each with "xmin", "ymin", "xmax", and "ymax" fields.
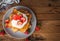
[
  {"xmin": 19, "ymin": 23, "xmax": 30, "ymax": 32},
  {"xmin": 11, "ymin": 27, "xmax": 18, "ymax": 32}
]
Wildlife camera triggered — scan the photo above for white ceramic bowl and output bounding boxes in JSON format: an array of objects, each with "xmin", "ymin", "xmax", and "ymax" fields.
[{"xmin": 2, "ymin": 6, "xmax": 36, "ymax": 39}]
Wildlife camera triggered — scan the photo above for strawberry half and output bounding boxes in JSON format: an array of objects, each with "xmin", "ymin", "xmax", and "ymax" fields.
[
  {"xmin": 17, "ymin": 14, "xmax": 23, "ymax": 20},
  {"xmin": 20, "ymin": 17, "xmax": 26, "ymax": 23},
  {"xmin": 0, "ymin": 31, "xmax": 5, "ymax": 36},
  {"xmin": 17, "ymin": 15, "xmax": 21, "ymax": 20},
  {"xmin": 24, "ymin": 31, "xmax": 29, "ymax": 34},
  {"xmin": 35, "ymin": 26, "xmax": 40, "ymax": 31},
  {"xmin": 12, "ymin": 14, "xmax": 18, "ymax": 20},
  {"xmin": 19, "ymin": 14, "xmax": 23, "ymax": 18},
  {"xmin": 5, "ymin": 19, "xmax": 9, "ymax": 23}
]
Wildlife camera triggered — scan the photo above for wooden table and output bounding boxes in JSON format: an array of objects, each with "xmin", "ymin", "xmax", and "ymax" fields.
[{"xmin": 0, "ymin": 0, "xmax": 60, "ymax": 41}]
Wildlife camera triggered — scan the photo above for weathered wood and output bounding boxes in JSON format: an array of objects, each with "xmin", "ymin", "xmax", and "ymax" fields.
[
  {"xmin": 0, "ymin": 35, "xmax": 25, "ymax": 41},
  {"xmin": 37, "ymin": 14, "xmax": 60, "ymax": 20},
  {"xmin": 40, "ymin": 20, "xmax": 60, "ymax": 33},
  {"xmin": 31, "ymin": 7, "xmax": 60, "ymax": 14},
  {"xmin": 21, "ymin": 0, "xmax": 60, "ymax": 7},
  {"xmin": 33, "ymin": 33, "xmax": 60, "ymax": 41}
]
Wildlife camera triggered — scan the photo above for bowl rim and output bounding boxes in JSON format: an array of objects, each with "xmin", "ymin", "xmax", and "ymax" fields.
[{"xmin": 2, "ymin": 6, "xmax": 37, "ymax": 39}]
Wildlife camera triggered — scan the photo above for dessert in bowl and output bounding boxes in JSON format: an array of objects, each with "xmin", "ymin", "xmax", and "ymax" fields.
[
  {"xmin": 2, "ymin": 6, "xmax": 36, "ymax": 39},
  {"xmin": 5, "ymin": 8, "xmax": 31, "ymax": 33}
]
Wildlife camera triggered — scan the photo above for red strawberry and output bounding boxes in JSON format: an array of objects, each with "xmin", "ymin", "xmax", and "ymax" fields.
[
  {"xmin": 17, "ymin": 14, "xmax": 23, "ymax": 20},
  {"xmin": 24, "ymin": 31, "xmax": 29, "ymax": 34},
  {"xmin": 17, "ymin": 21, "xmax": 23, "ymax": 25},
  {"xmin": 17, "ymin": 15, "xmax": 21, "ymax": 20},
  {"xmin": 0, "ymin": 31, "xmax": 5, "ymax": 36},
  {"xmin": 21, "ymin": 17, "xmax": 26, "ymax": 23},
  {"xmin": 12, "ymin": 14, "xmax": 18, "ymax": 20},
  {"xmin": 35, "ymin": 26, "xmax": 40, "ymax": 31},
  {"xmin": 16, "ymin": 14, "xmax": 23, "ymax": 20},
  {"xmin": 13, "ymin": 14, "xmax": 23, "ymax": 20},
  {"xmin": 25, "ymin": 38, "xmax": 29, "ymax": 41},
  {"xmin": 19, "ymin": 14, "xmax": 23, "ymax": 18},
  {"xmin": 5, "ymin": 19, "xmax": 9, "ymax": 23}
]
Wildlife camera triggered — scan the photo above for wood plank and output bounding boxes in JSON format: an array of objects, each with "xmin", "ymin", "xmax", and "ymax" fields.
[
  {"xmin": 33, "ymin": 32, "xmax": 60, "ymax": 41},
  {"xmin": 33, "ymin": 33, "xmax": 60, "ymax": 41},
  {"xmin": 21, "ymin": 0, "xmax": 60, "ymax": 7},
  {"xmin": 34, "ymin": 20, "xmax": 60, "ymax": 33},
  {"xmin": 31, "ymin": 7, "xmax": 60, "ymax": 14},
  {"xmin": 32, "ymin": 7, "xmax": 53, "ymax": 14},
  {"xmin": 0, "ymin": 35, "xmax": 25, "ymax": 41},
  {"xmin": 37, "ymin": 14, "xmax": 60, "ymax": 20}
]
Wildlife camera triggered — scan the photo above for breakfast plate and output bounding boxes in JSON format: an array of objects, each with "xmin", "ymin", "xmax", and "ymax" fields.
[{"xmin": 2, "ymin": 6, "xmax": 36, "ymax": 39}]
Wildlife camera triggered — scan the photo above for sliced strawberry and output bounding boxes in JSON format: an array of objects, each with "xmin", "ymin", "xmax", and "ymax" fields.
[
  {"xmin": 17, "ymin": 21, "xmax": 23, "ymax": 25},
  {"xmin": 17, "ymin": 15, "xmax": 21, "ymax": 20},
  {"xmin": 12, "ymin": 14, "xmax": 18, "ymax": 20},
  {"xmin": 5, "ymin": 19, "xmax": 9, "ymax": 23},
  {"xmin": 15, "ymin": 14, "xmax": 23, "ymax": 20},
  {"xmin": 24, "ymin": 31, "xmax": 29, "ymax": 34},
  {"xmin": 13, "ymin": 14, "xmax": 23, "ymax": 20},
  {"xmin": 20, "ymin": 17, "xmax": 26, "ymax": 23},
  {"xmin": 35, "ymin": 26, "xmax": 40, "ymax": 31},
  {"xmin": 19, "ymin": 14, "xmax": 23, "ymax": 18}
]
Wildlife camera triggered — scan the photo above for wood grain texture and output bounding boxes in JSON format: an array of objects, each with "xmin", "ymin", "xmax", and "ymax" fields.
[
  {"xmin": 0, "ymin": 0, "xmax": 60, "ymax": 41},
  {"xmin": 20, "ymin": 0, "xmax": 60, "ymax": 7}
]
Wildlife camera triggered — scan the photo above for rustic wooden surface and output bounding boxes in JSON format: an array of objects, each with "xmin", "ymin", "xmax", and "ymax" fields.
[{"xmin": 0, "ymin": 0, "xmax": 60, "ymax": 41}]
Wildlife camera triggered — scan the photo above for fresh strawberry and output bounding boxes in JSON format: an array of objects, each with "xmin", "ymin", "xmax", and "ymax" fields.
[
  {"xmin": 17, "ymin": 15, "xmax": 21, "ymax": 20},
  {"xmin": 24, "ymin": 31, "xmax": 29, "ymax": 34},
  {"xmin": 0, "ymin": 31, "xmax": 5, "ymax": 36},
  {"xmin": 17, "ymin": 14, "xmax": 23, "ymax": 20},
  {"xmin": 25, "ymin": 38, "xmax": 29, "ymax": 41},
  {"xmin": 21, "ymin": 17, "xmax": 26, "ymax": 23},
  {"xmin": 13, "ymin": 14, "xmax": 23, "ymax": 20},
  {"xmin": 12, "ymin": 14, "xmax": 18, "ymax": 20},
  {"xmin": 17, "ymin": 21, "xmax": 23, "ymax": 25},
  {"xmin": 5, "ymin": 19, "xmax": 9, "ymax": 23},
  {"xmin": 35, "ymin": 26, "xmax": 40, "ymax": 31},
  {"xmin": 19, "ymin": 14, "xmax": 23, "ymax": 18}
]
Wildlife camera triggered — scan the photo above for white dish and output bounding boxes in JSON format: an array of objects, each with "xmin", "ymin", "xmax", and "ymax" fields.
[{"xmin": 2, "ymin": 6, "xmax": 37, "ymax": 39}]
